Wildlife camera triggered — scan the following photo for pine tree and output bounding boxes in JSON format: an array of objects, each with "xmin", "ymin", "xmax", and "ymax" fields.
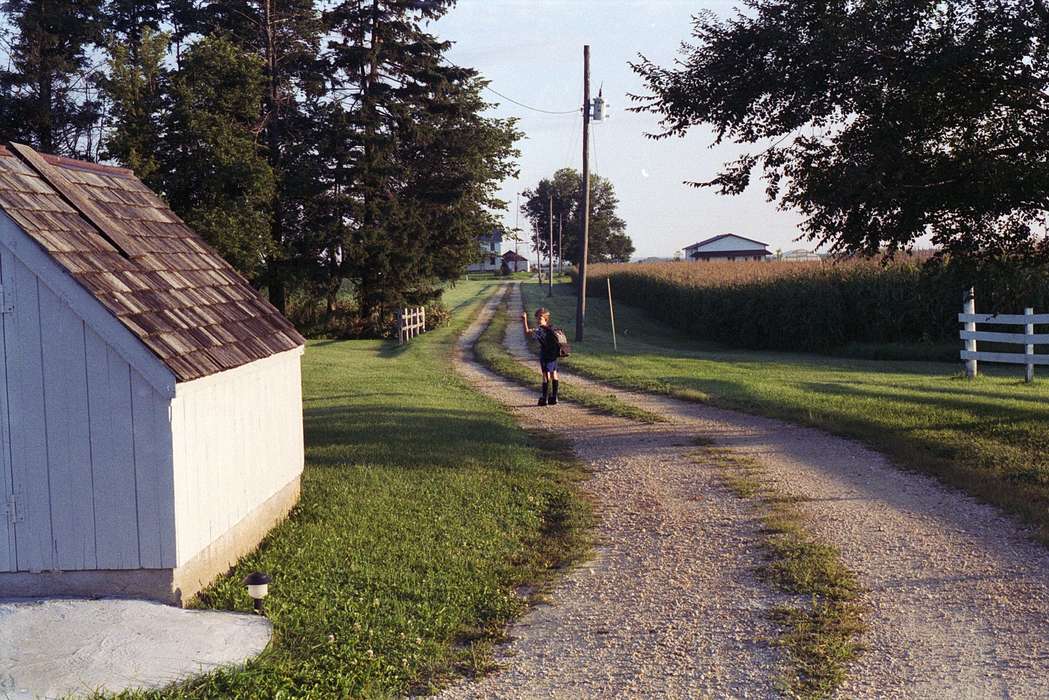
[
  {"xmin": 102, "ymin": 28, "xmax": 168, "ymax": 186},
  {"xmin": 0, "ymin": 0, "xmax": 103, "ymax": 156},
  {"xmin": 201, "ymin": 0, "xmax": 325, "ymax": 313},
  {"xmin": 322, "ymin": 0, "xmax": 522, "ymax": 327},
  {"xmin": 157, "ymin": 35, "xmax": 276, "ymax": 278}
]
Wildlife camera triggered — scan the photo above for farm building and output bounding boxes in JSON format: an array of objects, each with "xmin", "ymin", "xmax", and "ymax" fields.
[
  {"xmin": 780, "ymin": 249, "xmax": 823, "ymax": 262},
  {"xmin": 0, "ymin": 143, "xmax": 305, "ymax": 605},
  {"xmin": 684, "ymin": 234, "xmax": 772, "ymax": 262},
  {"xmin": 502, "ymin": 250, "xmax": 529, "ymax": 272},
  {"xmin": 465, "ymin": 229, "xmax": 504, "ymax": 273}
]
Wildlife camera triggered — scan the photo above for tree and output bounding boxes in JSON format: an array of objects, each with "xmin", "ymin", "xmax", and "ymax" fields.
[
  {"xmin": 322, "ymin": 0, "xmax": 520, "ymax": 325},
  {"xmin": 632, "ymin": 0, "xmax": 1049, "ymax": 263},
  {"xmin": 199, "ymin": 0, "xmax": 325, "ymax": 313},
  {"xmin": 522, "ymin": 168, "xmax": 634, "ymax": 265},
  {"xmin": 0, "ymin": 0, "xmax": 103, "ymax": 156},
  {"xmin": 103, "ymin": 27, "xmax": 168, "ymax": 186},
  {"xmin": 155, "ymin": 35, "xmax": 276, "ymax": 278}
]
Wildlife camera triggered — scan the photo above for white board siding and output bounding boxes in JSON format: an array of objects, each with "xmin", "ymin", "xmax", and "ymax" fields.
[
  {"xmin": 5, "ymin": 250, "xmax": 53, "ymax": 572},
  {"xmin": 0, "ymin": 251, "xmax": 15, "ymax": 571},
  {"xmin": 0, "ymin": 244, "xmax": 176, "ymax": 572},
  {"xmin": 171, "ymin": 348, "xmax": 304, "ymax": 567},
  {"xmin": 38, "ymin": 282, "xmax": 96, "ymax": 569},
  {"xmin": 85, "ymin": 328, "xmax": 140, "ymax": 569},
  {"xmin": 132, "ymin": 369, "xmax": 177, "ymax": 568}
]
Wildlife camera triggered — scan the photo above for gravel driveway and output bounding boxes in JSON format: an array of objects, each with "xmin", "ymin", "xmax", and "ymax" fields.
[
  {"xmin": 459, "ymin": 283, "xmax": 1049, "ymax": 700},
  {"xmin": 441, "ymin": 286, "xmax": 784, "ymax": 699}
]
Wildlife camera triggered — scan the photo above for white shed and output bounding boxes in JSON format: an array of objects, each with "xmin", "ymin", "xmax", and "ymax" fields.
[{"xmin": 0, "ymin": 143, "xmax": 305, "ymax": 605}]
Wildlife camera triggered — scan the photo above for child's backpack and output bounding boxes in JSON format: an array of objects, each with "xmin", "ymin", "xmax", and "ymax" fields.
[{"xmin": 552, "ymin": 328, "xmax": 571, "ymax": 357}]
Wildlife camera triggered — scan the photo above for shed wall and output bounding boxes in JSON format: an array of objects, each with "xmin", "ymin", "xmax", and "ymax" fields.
[
  {"xmin": 0, "ymin": 243, "xmax": 176, "ymax": 573},
  {"xmin": 170, "ymin": 348, "xmax": 304, "ymax": 567}
]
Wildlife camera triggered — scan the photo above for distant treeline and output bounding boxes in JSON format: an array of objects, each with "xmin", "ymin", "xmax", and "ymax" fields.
[{"xmin": 583, "ymin": 260, "xmax": 1049, "ymax": 356}]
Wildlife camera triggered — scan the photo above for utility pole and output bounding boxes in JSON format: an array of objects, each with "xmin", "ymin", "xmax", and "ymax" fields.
[
  {"xmin": 548, "ymin": 194, "xmax": 554, "ymax": 296},
  {"xmin": 558, "ymin": 213, "xmax": 563, "ymax": 276},
  {"xmin": 575, "ymin": 44, "xmax": 591, "ymax": 342},
  {"xmin": 534, "ymin": 227, "xmax": 540, "ymax": 282},
  {"xmin": 514, "ymin": 191, "xmax": 520, "ymax": 271}
]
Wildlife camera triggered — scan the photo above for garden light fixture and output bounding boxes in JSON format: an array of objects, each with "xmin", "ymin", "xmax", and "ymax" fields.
[{"xmin": 244, "ymin": 571, "xmax": 272, "ymax": 614}]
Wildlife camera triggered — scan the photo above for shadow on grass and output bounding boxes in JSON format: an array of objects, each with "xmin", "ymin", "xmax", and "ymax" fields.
[{"xmin": 304, "ymin": 403, "xmax": 532, "ymax": 470}]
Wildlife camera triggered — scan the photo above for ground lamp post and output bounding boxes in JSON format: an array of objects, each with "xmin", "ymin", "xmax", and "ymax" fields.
[{"xmin": 244, "ymin": 571, "xmax": 272, "ymax": 614}]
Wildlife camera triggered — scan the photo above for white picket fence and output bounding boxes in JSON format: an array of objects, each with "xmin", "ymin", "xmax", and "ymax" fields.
[
  {"xmin": 396, "ymin": 307, "xmax": 426, "ymax": 345},
  {"xmin": 959, "ymin": 288, "xmax": 1049, "ymax": 382}
]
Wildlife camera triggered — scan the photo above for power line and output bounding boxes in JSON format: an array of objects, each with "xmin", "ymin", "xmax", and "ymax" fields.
[
  {"xmin": 480, "ymin": 83, "xmax": 580, "ymax": 115},
  {"xmin": 422, "ymin": 36, "xmax": 579, "ymax": 116}
]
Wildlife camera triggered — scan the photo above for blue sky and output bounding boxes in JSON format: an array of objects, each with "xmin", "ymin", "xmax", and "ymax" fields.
[{"xmin": 437, "ymin": 0, "xmax": 808, "ymax": 259}]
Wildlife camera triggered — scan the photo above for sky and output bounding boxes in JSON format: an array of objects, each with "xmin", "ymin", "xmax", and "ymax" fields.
[{"xmin": 437, "ymin": 0, "xmax": 809, "ymax": 260}]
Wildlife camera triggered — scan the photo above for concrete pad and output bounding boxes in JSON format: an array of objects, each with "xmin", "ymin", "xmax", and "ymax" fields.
[{"xmin": 0, "ymin": 598, "xmax": 271, "ymax": 699}]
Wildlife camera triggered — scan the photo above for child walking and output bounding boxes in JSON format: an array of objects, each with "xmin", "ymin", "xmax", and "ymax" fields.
[{"xmin": 521, "ymin": 307, "xmax": 559, "ymax": 406}]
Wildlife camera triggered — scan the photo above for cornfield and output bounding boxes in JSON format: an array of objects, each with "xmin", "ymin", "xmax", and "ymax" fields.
[{"xmin": 582, "ymin": 259, "xmax": 1049, "ymax": 354}]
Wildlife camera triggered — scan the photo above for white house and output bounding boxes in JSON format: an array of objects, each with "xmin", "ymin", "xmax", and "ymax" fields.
[
  {"xmin": 0, "ymin": 143, "xmax": 305, "ymax": 605},
  {"xmin": 683, "ymin": 234, "xmax": 772, "ymax": 262},
  {"xmin": 465, "ymin": 229, "xmax": 504, "ymax": 273}
]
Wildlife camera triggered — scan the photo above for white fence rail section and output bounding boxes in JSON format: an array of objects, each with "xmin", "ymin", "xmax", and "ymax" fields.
[
  {"xmin": 396, "ymin": 306, "xmax": 426, "ymax": 345},
  {"xmin": 959, "ymin": 288, "xmax": 1049, "ymax": 382}
]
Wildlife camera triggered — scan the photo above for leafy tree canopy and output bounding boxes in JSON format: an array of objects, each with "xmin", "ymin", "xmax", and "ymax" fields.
[
  {"xmin": 632, "ymin": 0, "xmax": 1049, "ymax": 263},
  {"xmin": 522, "ymin": 167, "xmax": 634, "ymax": 265}
]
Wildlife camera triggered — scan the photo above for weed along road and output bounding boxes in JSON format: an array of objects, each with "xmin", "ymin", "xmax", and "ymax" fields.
[{"xmin": 443, "ymin": 283, "xmax": 1049, "ymax": 699}]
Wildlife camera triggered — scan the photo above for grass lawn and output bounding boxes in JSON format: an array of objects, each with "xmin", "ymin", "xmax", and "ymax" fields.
[
  {"xmin": 524, "ymin": 281, "xmax": 1049, "ymax": 542},
  {"xmin": 124, "ymin": 280, "xmax": 590, "ymax": 699}
]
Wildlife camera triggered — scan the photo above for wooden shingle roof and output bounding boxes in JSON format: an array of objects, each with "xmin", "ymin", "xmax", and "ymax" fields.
[{"xmin": 0, "ymin": 143, "xmax": 304, "ymax": 382}]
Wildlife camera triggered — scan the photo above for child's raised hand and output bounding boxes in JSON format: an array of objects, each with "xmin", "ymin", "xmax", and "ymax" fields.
[{"xmin": 521, "ymin": 312, "xmax": 528, "ymax": 321}]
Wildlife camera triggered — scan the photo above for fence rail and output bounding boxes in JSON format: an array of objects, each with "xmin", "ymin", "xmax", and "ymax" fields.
[
  {"xmin": 396, "ymin": 306, "xmax": 426, "ymax": 345},
  {"xmin": 959, "ymin": 289, "xmax": 1045, "ymax": 381}
]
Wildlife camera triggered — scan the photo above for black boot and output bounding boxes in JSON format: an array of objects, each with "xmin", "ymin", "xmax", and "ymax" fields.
[
  {"xmin": 538, "ymin": 381, "xmax": 549, "ymax": 406},
  {"xmin": 550, "ymin": 379, "xmax": 559, "ymax": 405}
]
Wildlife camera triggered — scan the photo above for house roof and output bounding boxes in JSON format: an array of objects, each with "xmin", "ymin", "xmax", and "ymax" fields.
[
  {"xmin": 502, "ymin": 250, "xmax": 528, "ymax": 262},
  {"xmin": 684, "ymin": 233, "xmax": 771, "ymax": 251},
  {"xmin": 0, "ymin": 143, "xmax": 304, "ymax": 383}
]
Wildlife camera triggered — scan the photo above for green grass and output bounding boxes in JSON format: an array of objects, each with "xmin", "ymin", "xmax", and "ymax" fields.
[
  {"xmin": 118, "ymin": 280, "xmax": 591, "ymax": 699},
  {"xmin": 474, "ymin": 288, "xmax": 664, "ymax": 424},
  {"xmin": 696, "ymin": 446, "xmax": 863, "ymax": 699},
  {"xmin": 526, "ymin": 281, "xmax": 1049, "ymax": 542}
]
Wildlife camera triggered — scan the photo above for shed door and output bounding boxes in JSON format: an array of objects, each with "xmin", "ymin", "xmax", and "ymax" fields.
[{"xmin": 0, "ymin": 251, "xmax": 14, "ymax": 572}]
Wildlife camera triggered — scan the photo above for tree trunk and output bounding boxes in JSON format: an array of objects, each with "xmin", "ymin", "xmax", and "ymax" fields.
[{"xmin": 263, "ymin": 0, "xmax": 286, "ymax": 313}]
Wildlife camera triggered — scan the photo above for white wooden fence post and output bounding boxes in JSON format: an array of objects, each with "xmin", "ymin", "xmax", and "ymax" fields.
[
  {"xmin": 1026, "ymin": 307, "xmax": 1034, "ymax": 383},
  {"xmin": 964, "ymin": 288, "xmax": 977, "ymax": 379}
]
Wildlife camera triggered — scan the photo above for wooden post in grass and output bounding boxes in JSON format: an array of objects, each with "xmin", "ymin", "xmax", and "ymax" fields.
[
  {"xmin": 964, "ymin": 288, "xmax": 977, "ymax": 378},
  {"xmin": 607, "ymin": 277, "xmax": 618, "ymax": 351},
  {"xmin": 1026, "ymin": 307, "xmax": 1035, "ymax": 383}
]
